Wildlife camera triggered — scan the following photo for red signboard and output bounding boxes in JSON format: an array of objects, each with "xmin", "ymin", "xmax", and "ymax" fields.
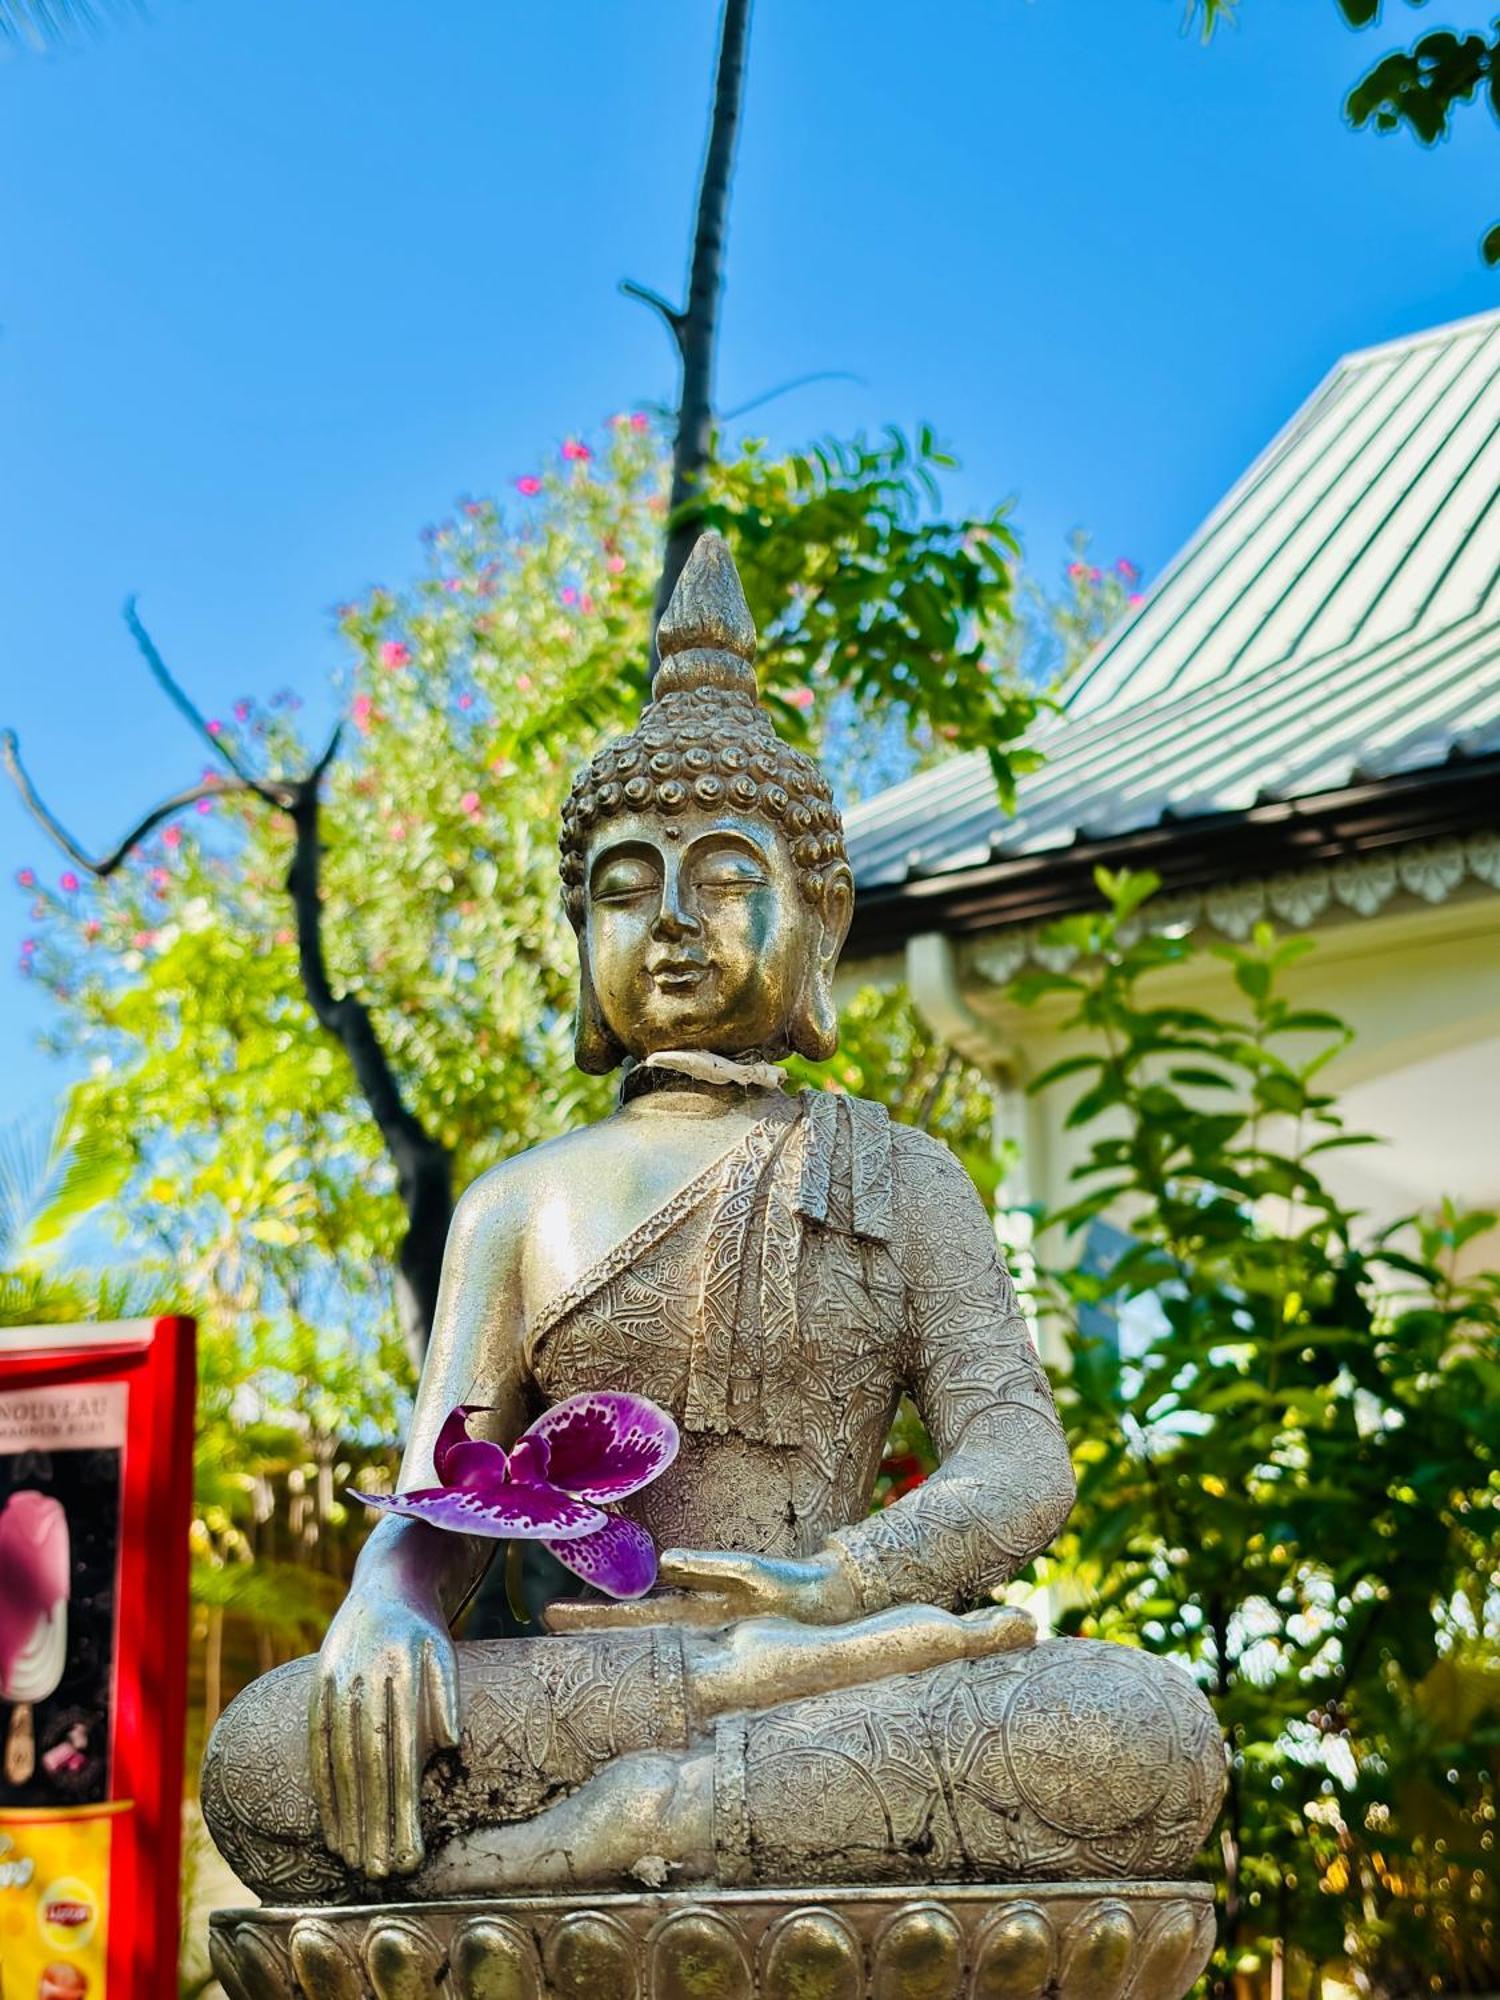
[{"xmin": 0, "ymin": 1318, "xmax": 196, "ymax": 2000}]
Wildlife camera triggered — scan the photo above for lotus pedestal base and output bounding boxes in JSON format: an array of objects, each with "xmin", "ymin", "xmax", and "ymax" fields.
[{"xmin": 208, "ymin": 1881, "xmax": 1217, "ymax": 2000}]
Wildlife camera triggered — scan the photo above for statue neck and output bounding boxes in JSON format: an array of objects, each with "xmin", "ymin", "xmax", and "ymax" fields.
[{"xmin": 618, "ymin": 1049, "xmax": 789, "ymax": 1109}]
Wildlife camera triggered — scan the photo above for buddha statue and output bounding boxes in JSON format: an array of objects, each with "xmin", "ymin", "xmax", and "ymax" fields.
[{"xmin": 203, "ymin": 535, "xmax": 1225, "ymax": 2000}]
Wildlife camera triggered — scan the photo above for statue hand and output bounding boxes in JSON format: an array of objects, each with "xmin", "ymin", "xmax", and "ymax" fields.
[
  {"xmin": 654, "ymin": 1547, "xmax": 862, "ymax": 1625},
  {"xmin": 310, "ymin": 1579, "xmax": 459, "ymax": 1879}
]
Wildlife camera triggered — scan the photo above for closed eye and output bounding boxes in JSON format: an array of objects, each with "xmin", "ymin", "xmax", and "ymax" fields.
[
  {"xmin": 694, "ymin": 859, "xmax": 768, "ymax": 892},
  {"xmin": 592, "ymin": 860, "xmax": 659, "ymax": 902}
]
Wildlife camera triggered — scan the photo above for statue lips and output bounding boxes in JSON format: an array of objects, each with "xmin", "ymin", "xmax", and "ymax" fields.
[{"xmin": 648, "ymin": 954, "xmax": 710, "ymax": 993}]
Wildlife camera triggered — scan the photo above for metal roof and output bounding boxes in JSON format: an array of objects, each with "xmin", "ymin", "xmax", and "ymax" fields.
[{"xmin": 846, "ymin": 308, "xmax": 1500, "ymax": 896}]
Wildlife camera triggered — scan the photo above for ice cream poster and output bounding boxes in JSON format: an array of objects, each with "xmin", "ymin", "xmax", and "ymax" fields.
[
  {"xmin": 0, "ymin": 1321, "xmax": 195, "ymax": 2000},
  {"xmin": 0, "ymin": 1382, "xmax": 125, "ymax": 1812}
]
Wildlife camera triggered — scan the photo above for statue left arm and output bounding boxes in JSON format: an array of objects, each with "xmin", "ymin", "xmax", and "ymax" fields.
[{"xmin": 823, "ymin": 1131, "xmax": 1076, "ymax": 1614}]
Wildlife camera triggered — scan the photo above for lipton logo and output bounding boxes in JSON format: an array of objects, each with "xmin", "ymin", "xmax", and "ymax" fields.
[{"xmin": 38, "ymin": 1875, "xmax": 98, "ymax": 1952}]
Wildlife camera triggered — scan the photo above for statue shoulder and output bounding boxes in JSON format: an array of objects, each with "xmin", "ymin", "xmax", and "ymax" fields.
[
  {"xmin": 450, "ymin": 1123, "xmax": 613, "ymax": 1240},
  {"xmin": 884, "ymin": 1120, "xmax": 995, "ymax": 1266}
]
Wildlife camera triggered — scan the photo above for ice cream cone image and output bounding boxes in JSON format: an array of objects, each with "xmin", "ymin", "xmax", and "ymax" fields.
[
  {"xmin": 0, "ymin": 1492, "xmax": 71, "ymax": 1787},
  {"xmin": 39, "ymin": 1965, "xmax": 89, "ymax": 2000}
]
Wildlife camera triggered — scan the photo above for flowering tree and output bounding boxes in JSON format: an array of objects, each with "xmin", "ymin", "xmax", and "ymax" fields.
[{"xmin": 7, "ymin": 415, "xmax": 1032, "ymax": 1367}]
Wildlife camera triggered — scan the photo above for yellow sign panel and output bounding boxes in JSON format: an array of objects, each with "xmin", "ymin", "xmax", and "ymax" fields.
[{"xmin": 0, "ymin": 1808, "xmax": 115, "ymax": 2000}]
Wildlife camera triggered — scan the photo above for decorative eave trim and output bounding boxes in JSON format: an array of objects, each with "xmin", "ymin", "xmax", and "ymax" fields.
[
  {"xmin": 845, "ymin": 754, "xmax": 1500, "ymax": 959},
  {"xmin": 964, "ymin": 830, "xmax": 1500, "ymax": 981}
]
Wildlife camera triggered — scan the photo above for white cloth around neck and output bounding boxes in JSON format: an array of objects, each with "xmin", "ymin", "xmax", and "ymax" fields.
[{"xmin": 642, "ymin": 1049, "xmax": 788, "ymax": 1093}]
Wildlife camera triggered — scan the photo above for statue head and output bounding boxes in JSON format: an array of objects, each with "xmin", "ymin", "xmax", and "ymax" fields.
[{"xmin": 559, "ymin": 534, "xmax": 853, "ymax": 1075}]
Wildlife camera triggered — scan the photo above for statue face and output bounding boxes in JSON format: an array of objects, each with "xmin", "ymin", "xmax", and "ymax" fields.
[{"xmin": 583, "ymin": 808, "xmax": 846, "ymax": 1062}]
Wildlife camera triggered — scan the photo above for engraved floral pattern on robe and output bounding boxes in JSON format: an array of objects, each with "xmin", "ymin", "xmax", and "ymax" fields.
[{"xmin": 529, "ymin": 1092, "xmax": 1075, "ymax": 1610}]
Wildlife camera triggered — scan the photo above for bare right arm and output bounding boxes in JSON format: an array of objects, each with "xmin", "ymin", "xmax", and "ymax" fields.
[{"xmin": 311, "ymin": 1168, "xmax": 528, "ymax": 1879}]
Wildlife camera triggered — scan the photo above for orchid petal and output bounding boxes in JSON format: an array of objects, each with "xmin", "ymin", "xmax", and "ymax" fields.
[
  {"xmin": 507, "ymin": 1435, "xmax": 552, "ymax": 1487},
  {"xmin": 440, "ymin": 1439, "xmax": 511, "ymax": 1493},
  {"xmin": 524, "ymin": 1392, "xmax": 680, "ymax": 1503},
  {"xmin": 433, "ymin": 1404, "xmax": 493, "ymax": 1482},
  {"xmin": 545, "ymin": 1516, "xmax": 658, "ymax": 1598},
  {"xmin": 348, "ymin": 1483, "xmax": 606, "ymax": 1541}
]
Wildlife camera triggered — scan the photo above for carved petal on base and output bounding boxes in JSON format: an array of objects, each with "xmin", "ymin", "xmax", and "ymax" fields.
[
  {"xmin": 759, "ymin": 1910, "xmax": 862, "ymax": 2000},
  {"xmin": 971, "ymin": 1903, "xmax": 1053, "ymax": 2000},
  {"xmin": 451, "ymin": 1917, "xmax": 543, "ymax": 2000},
  {"xmin": 1136, "ymin": 1902, "xmax": 1209, "ymax": 1996},
  {"xmin": 1056, "ymin": 1897, "xmax": 1136, "ymax": 2000},
  {"xmin": 545, "ymin": 1910, "xmax": 639, "ymax": 2000},
  {"xmin": 365, "ymin": 1916, "xmax": 444, "ymax": 2000},
  {"xmin": 872, "ymin": 1903, "xmax": 963, "ymax": 2000},
  {"xmin": 650, "ymin": 1909, "xmax": 752, "ymax": 2000},
  {"xmin": 290, "ymin": 1917, "xmax": 367, "ymax": 2000},
  {"xmin": 208, "ymin": 1881, "xmax": 1216, "ymax": 2000}
]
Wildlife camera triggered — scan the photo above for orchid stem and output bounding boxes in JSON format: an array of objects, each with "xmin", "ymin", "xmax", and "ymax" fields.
[{"xmin": 505, "ymin": 1539, "xmax": 532, "ymax": 1629}]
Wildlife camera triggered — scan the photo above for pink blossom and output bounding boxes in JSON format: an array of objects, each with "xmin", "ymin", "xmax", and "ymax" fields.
[
  {"xmin": 458, "ymin": 693, "xmax": 474, "ymax": 710},
  {"xmin": 207, "ymin": 719, "xmax": 223, "ymax": 735},
  {"xmin": 1128, "ymin": 593, "xmax": 1145, "ymax": 606},
  {"xmin": 20, "ymin": 938, "xmax": 36, "ymax": 956},
  {"xmin": 463, "ymin": 500, "xmax": 485, "ymax": 519},
  {"xmin": 197, "ymin": 798, "xmax": 214, "ymax": 814},
  {"xmin": 581, "ymin": 593, "xmax": 595, "ymax": 615},
  {"xmin": 607, "ymin": 554, "xmax": 626, "ymax": 575},
  {"xmin": 459, "ymin": 791, "xmax": 482, "ymax": 818},
  {"xmin": 562, "ymin": 438, "xmax": 591, "ymax": 463},
  {"xmin": 83, "ymin": 920, "xmax": 101, "ymax": 941},
  {"xmin": 16, "ymin": 869, "xmax": 35, "ymax": 888},
  {"xmin": 163, "ymin": 825, "xmax": 182, "ymax": 849},
  {"xmin": 1067, "ymin": 562, "xmax": 1087, "ymax": 582},
  {"xmin": 352, "ymin": 693, "xmax": 376, "ymax": 732},
  {"xmin": 630, "ymin": 413, "xmax": 649, "ymax": 432},
  {"xmin": 59, "ymin": 871, "xmax": 79, "ymax": 893},
  {"xmin": 787, "ymin": 687, "xmax": 815, "ymax": 712},
  {"xmin": 444, "ymin": 577, "xmax": 464, "ymax": 594},
  {"xmin": 560, "ymin": 586, "xmax": 579, "ymax": 607},
  {"xmin": 131, "ymin": 930, "xmax": 156, "ymax": 950},
  {"xmin": 516, "ymin": 673, "xmax": 533, "ymax": 692},
  {"xmin": 389, "ymin": 821, "xmax": 407, "ymax": 842},
  {"xmin": 150, "ymin": 868, "xmax": 170, "ymax": 891},
  {"xmin": 274, "ymin": 927, "xmax": 293, "ymax": 947},
  {"xmin": 1116, "ymin": 558, "xmax": 1140, "ymax": 583},
  {"xmin": 380, "ymin": 641, "xmax": 412, "ymax": 671},
  {"xmin": 515, "ymin": 475, "xmax": 543, "ymax": 497},
  {"xmin": 234, "ymin": 700, "xmax": 251, "ymax": 721}
]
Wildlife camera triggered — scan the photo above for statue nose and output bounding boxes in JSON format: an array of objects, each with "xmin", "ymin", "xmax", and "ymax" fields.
[{"xmin": 652, "ymin": 897, "xmax": 699, "ymax": 941}]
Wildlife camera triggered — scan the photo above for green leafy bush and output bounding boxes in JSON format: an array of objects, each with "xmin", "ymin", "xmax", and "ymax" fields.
[{"xmin": 1018, "ymin": 870, "xmax": 1499, "ymax": 1995}]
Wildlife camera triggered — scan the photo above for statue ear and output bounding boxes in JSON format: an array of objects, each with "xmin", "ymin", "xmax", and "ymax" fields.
[
  {"xmin": 574, "ymin": 939, "xmax": 627, "ymax": 1075},
  {"xmin": 788, "ymin": 867, "xmax": 853, "ymax": 1063}
]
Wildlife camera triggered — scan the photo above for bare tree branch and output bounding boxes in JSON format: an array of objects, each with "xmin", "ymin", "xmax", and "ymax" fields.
[
  {"xmin": 2, "ymin": 730, "xmax": 252, "ymax": 878},
  {"xmin": 125, "ymin": 597, "xmax": 286, "ymax": 807},
  {"xmin": 722, "ymin": 369, "xmax": 864, "ymax": 423},
  {"xmin": 645, "ymin": 0, "xmax": 754, "ymax": 635},
  {"xmin": 4, "ymin": 620, "xmax": 445, "ymax": 1362},
  {"xmin": 284, "ymin": 780, "xmax": 449, "ymax": 1358},
  {"xmin": 619, "ymin": 280, "xmax": 686, "ymax": 352}
]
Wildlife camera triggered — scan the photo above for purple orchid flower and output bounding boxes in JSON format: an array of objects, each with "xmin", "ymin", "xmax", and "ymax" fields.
[{"xmin": 349, "ymin": 1390, "xmax": 679, "ymax": 1599}]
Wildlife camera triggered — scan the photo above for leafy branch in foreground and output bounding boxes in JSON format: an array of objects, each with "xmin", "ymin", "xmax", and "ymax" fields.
[
  {"xmin": 1016, "ymin": 869, "xmax": 1500, "ymax": 1994},
  {"xmin": 1196, "ymin": 0, "xmax": 1500, "ymax": 264}
]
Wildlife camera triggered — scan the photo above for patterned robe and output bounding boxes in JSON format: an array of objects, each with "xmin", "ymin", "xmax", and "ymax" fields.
[{"xmin": 528, "ymin": 1090, "xmax": 1075, "ymax": 1613}]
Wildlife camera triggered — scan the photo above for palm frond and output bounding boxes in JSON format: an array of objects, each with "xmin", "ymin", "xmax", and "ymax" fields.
[
  {"xmin": 0, "ymin": 0, "xmax": 141, "ymax": 53},
  {"xmin": 0, "ymin": 1107, "xmax": 128, "ymax": 1266}
]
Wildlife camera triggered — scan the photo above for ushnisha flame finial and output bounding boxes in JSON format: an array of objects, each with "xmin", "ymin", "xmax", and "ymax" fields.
[{"xmin": 653, "ymin": 532, "xmax": 759, "ymax": 700}]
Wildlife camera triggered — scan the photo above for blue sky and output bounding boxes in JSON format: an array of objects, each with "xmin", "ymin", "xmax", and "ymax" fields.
[{"xmin": 2, "ymin": 0, "xmax": 1496, "ymax": 1130}]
